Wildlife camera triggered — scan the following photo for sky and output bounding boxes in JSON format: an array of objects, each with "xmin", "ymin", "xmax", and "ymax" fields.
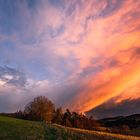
[{"xmin": 0, "ymin": 0, "xmax": 140, "ymax": 118}]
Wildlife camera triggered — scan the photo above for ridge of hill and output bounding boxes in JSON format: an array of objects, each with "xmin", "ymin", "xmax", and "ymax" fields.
[{"xmin": 98, "ymin": 114, "xmax": 140, "ymax": 129}]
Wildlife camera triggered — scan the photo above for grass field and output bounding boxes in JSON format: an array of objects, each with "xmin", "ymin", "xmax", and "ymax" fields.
[
  {"xmin": 46, "ymin": 124, "xmax": 140, "ymax": 140},
  {"xmin": 0, "ymin": 116, "xmax": 45, "ymax": 140},
  {"xmin": 0, "ymin": 116, "xmax": 140, "ymax": 140}
]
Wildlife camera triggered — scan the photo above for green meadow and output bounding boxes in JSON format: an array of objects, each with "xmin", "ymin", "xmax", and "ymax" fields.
[
  {"xmin": 0, "ymin": 116, "xmax": 45, "ymax": 140},
  {"xmin": 0, "ymin": 116, "xmax": 139, "ymax": 140}
]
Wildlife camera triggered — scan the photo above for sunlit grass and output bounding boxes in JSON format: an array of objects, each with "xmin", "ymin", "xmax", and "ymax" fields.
[{"xmin": 48, "ymin": 123, "xmax": 140, "ymax": 140}]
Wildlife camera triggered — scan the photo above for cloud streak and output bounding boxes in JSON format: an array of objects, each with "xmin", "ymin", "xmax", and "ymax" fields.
[{"xmin": 0, "ymin": 0, "xmax": 140, "ymax": 115}]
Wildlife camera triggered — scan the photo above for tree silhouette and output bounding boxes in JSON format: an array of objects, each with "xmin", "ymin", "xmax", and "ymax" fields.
[{"xmin": 52, "ymin": 107, "xmax": 63, "ymax": 124}]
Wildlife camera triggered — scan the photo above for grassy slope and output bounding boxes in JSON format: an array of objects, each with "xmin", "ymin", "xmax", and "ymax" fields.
[
  {"xmin": 0, "ymin": 116, "xmax": 45, "ymax": 140},
  {"xmin": 0, "ymin": 116, "xmax": 140, "ymax": 140},
  {"xmin": 46, "ymin": 124, "xmax": 140, "ymax": 140}
]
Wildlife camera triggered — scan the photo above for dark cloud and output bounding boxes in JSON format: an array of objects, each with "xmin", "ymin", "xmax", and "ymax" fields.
[
  {"xmin": 108, "ymin": 59, "xmax": 119, "ymax": 67},
  {"xmin": 48, "ymin": 0, "xmax": 65, "ymax": 10},
  {"xmin": 129, "ymin": 47, "xmax": 140, "ymax": 60},
  {"xmin": 0, "ymin": 66, "xmax": 27, "ymax": 87},
  {"xmin": 50, "ymin": 81, "xmax": 84, "ymax": 109},
  {"xmin": 86, "ymin": 98, "xmax": 140, "ymax": 119},
  {"xmin": 108, "ymin": 46, "xmax": 140, "ymax": 67},
  {"xmin": 99, "ymin": 0, "xmax": 124, "ymax": 18},
  {"xmin": 134, "ymin": 47, "xmax": 140, "ymax": 56},
  {"xmin": 85, "ymin": 0, "xmax": 124, "ymax": 23},
  {"xmin": 49, "ymin": 24, "xmax": 65, "ymax": 38},
  {"xmin": 65, "ymin": 0, "xmax": 83, "ymax": 16},
  {"xmin": 80, "ymin": 65, "xmax": 103, "ymax": 78}
]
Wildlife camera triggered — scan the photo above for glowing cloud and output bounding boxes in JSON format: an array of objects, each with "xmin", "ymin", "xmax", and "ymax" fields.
[{"xmin": 0, "ymin": 0, "xmax": 140, "ymax": 116}]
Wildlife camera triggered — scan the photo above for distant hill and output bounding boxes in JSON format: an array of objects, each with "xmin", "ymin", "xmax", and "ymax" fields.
[
  {"xmin": 86, "ymin": 98, "xmax": 140, "ymax": 119},
  {"xmin": 98, "ymin": 114, "xmax": 140, "ymax": 129}
]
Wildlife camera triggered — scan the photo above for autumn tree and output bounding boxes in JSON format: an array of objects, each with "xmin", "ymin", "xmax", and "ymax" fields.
[{"xmin": 24, "ymin": 96, "xmax": 55, "ymax": 122}]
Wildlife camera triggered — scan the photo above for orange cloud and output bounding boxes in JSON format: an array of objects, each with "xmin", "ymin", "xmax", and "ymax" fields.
[
  {"xmin": 63, "ymin": 0, "xmax": 140, "ymax": 113},
  {"xmin": 1, "ymin": 0, "xmax": 139, "ymax": 114},
  {"xmin": 69, "ymin": 57, "xmax": 140, "ymax": 112}
]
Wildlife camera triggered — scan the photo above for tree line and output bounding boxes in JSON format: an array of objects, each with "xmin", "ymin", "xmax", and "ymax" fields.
[
  {"xmin": 0, "ymin": 96, "xmax": 134, "ymax": 135},
  {"xmin": 9, "ymin": 96, "xmax": 100, "ymax": 130}
]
